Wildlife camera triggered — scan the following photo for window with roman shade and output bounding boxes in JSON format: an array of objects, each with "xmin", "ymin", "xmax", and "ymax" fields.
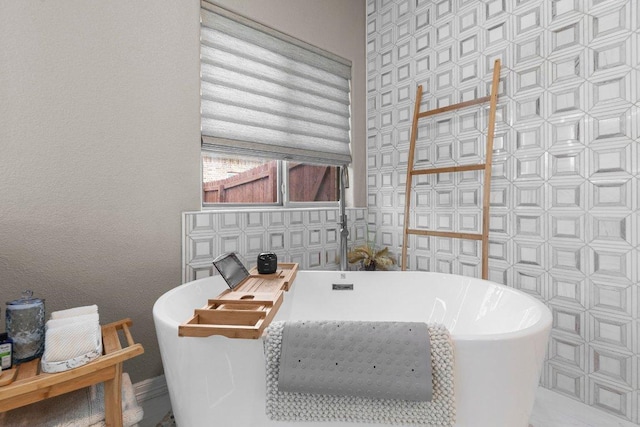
[{"xmin": 200, "ymin": 1, "xmax": 353, "ymax": 166}]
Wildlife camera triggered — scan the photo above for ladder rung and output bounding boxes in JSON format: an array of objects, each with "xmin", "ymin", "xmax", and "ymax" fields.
[
  {"xmin": 417, "ymin": 96, "xmax": 491, "ymax": 119},
  {"xmin": 406, "ymin": 229, "xmax": 484, "ymax": 241},
  {"xmin": 411, "ymin": 164, "xmax": 486, "ymax": 175}
]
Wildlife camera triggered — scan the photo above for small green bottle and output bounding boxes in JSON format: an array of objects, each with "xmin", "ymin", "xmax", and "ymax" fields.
[{"xmin": 0, "ymin": 332, "xmax": 14, "ymax": 370}]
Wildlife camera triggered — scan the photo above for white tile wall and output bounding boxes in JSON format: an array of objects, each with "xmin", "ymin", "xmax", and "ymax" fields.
[
  {"xmin": 366, "ymin": 0, "xmax": 640, "ymax": 423},
  {"xmin": 182, "ymin": 208, "xmax": 368, "ymax": 283}
]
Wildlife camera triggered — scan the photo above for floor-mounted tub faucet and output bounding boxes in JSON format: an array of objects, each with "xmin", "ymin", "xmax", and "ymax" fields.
[{"xmin": 339, "ymin": 166, "xmax": 349, "ymax": 271}]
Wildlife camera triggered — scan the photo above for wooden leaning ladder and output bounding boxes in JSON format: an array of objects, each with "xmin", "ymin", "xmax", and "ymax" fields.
[{"xmin": 401, "ymin": 59, "xmax": 501, "ymax": 279}]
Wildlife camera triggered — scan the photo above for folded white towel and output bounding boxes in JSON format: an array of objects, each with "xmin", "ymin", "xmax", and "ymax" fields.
[
  {"xmin": 43, "ymin": 313, "xmax": 101, "ymax": 363},
  {"xmin": 50, "ymin": 305, "xmax": 98, "ymax": 320},
  {"xmin": 41, "ymin": 307, "xmax": 102, "ymax": 373},
  {"xmin": 46, "ymin": 313, "xmax": 98, "ymax": 330}
]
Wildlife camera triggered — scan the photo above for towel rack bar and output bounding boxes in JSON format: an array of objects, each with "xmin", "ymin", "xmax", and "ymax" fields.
[
  {"xmin": 411, "ymin": 164, "xmax": 486, "ymax": 175},
  {"xmin": 121, "ymin": 323, "xmax": 135, "ymax": 348},
  {"xmin": 406, "ymin": 229, "xmax": 484, "ymax": 240},
  {"xmin": 417, "ymin": 96, "xmax": 491, "ymax": 118}
]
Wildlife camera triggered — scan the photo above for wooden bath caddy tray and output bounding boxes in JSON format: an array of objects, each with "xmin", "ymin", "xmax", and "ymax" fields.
[{"xmin": 179, "ymin": 263, "xmax": 298, "ymax": 339}]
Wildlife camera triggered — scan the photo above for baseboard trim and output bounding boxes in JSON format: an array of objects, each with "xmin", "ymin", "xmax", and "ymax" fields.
[{"xmin": 134, "ymin": 374, "xmax": 168, "ymax": 403}]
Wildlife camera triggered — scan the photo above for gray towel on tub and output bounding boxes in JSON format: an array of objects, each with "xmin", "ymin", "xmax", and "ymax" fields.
[
  {"xmin": 278, "ymin": 321, "xmax": 432, "ymax": 401},
  {"xmin": 264, "ymin": 321, "xmax": 456, "ymax": 426}
]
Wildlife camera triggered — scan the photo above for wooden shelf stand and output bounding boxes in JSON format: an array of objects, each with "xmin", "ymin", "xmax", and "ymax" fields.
[
  {"xmin": 401, "ymin": 59, "xmax": 501, "ymax": 279},
  {"xmin": 0, "ymin": 318, "xmax": 144, "ymax": 427}
]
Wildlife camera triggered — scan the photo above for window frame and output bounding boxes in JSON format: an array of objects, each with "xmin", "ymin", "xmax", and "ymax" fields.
[
  {"xmin": 201, "ymin": 154, "xmax": 339, "ymax": 210},
  {"xmin": 199, "ymin": 2, "xmax": 351, "ymax": 211}
]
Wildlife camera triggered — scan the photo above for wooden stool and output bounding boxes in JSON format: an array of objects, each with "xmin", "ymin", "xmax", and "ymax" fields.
[{"xmin": 0, "ymin": 318, "xmax": 144, "ymax": 427}]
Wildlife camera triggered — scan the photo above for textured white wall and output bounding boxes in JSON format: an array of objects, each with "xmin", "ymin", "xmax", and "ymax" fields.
[
  {"xmin": 0, "ymin": 0, "xmax": 366, "ymax": 383},
  {"xmin": 0, "ymin": 1, "xmax": 202, "ymax": 382}
]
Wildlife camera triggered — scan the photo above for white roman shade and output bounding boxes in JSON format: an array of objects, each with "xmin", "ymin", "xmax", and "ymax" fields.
[{"xmin": 200, "ymin": 1, "xmax": 352, "ymax": 166}]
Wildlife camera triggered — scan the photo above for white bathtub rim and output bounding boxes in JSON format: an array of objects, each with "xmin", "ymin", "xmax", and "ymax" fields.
[{"xmin": 153, "ymin": 270, "xmax": 552, "ymax": 343}]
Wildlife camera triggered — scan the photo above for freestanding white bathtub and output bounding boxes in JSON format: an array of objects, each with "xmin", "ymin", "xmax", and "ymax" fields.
[{"xmin": 153, "ymin": 271, "xmax": 551, "ymax": 427}]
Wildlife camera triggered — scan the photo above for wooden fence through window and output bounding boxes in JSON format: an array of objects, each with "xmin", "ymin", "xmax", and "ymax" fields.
[{"xmin": 203, "ymin": 162, "xmax": 337, "ymax": 203}]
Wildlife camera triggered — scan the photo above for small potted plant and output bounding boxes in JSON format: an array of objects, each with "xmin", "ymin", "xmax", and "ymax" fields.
[{"xmin": 347, "ymin": 243, "xmax": 396, "ymax": 271}]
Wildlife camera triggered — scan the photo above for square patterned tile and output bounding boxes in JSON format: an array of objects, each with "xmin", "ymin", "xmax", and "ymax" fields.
[{"xmin": 365, "ymin": 0, "xmax": 640, "ymax": 421}]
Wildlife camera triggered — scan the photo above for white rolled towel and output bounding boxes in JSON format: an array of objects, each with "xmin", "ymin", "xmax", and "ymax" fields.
[
  {"xmin": 50, "ymin": 304, "xmax": 98, "ymax": 320},
  {"xmin": 42, "ymin": 313, "xmax": 101, "ymax": 363}
]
